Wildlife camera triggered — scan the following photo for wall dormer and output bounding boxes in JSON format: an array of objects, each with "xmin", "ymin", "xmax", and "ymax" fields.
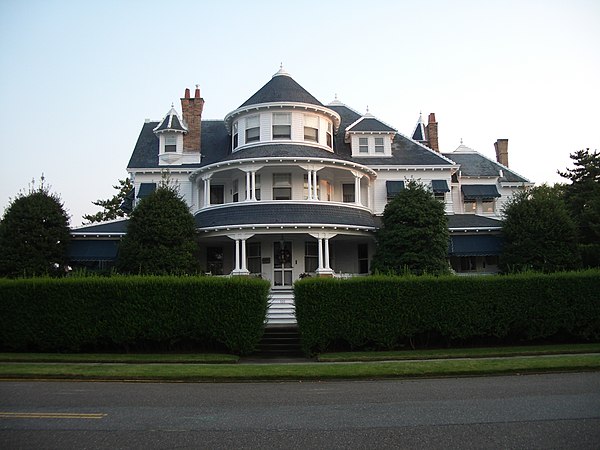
[
  {"xmin": 345, "ymin": 112, "xmax": 396, "ymax": 157},
  {"xmin": 153, "ymin": 107, "xmax": 187, "ymax": 165}
]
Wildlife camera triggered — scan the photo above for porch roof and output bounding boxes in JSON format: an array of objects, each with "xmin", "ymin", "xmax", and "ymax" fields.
[{"xmin": 195, "ymin": 203, "xmax": 377, "ymax": 229}]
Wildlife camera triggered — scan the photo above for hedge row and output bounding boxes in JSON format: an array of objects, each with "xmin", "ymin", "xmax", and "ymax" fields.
[
  {"xmin": 294, "ymin": 271, "xmax": 600, "ymax": 354},
  {"xmin": 0, "ymin": 276, "xmax": 270, "ymax": 355}
]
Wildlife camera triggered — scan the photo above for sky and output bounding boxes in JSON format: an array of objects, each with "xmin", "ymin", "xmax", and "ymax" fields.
[{"xmin": 1, "ymin": 0, "xmax": 599, "ymax": 225}]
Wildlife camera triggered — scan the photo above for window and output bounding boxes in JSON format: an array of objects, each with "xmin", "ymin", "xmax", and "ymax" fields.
[
  {"xmin": 165, "ymin": 135, "xmax": 177, "ymax": 152},
  {"xmin": 359, "ymin": 137, "xmax": 368, "ymax": 153},
  {"xmin": 374, "ymin": 137, "xmax": 384, "ymax": 153},
  {"xmin": 305, "ymin": 241, "xmax": 318, "ymax": 273},
  {"xmin": 482, "ymin": 198, "xmax": 495, "ymax": 213},
  {"xmin": 464, "ymin": 199, "xmax": 477, "ymax": 213},
  {"xmin": 326, "ymin": 122, "xmax": 333, "ymax": 148},
  {"xmin": 248, "ymin": 243, "xmax": 261, "ymax": 274},
  {"xmin": 342, "ymin": 184, "xmax": 355, "ymax": 203},
  {"xmin": 232, "ymin": 179, "xmax": 239, "ymax": 203},
  {"xmin": 233, "ymin": 122, "xmax": 239, "ymax": 149},
  {"xmin": 273, "ymin": 113, "xmax": 291, "ymax": 139},
  {"xmin": 434, "ymin": 192, "xmax": 445, "ymax": 202},
  {"xmin": 245, "ymin": 115, "xmax": 260, "ymax": 143},
  {"xmin": 358, "ymin": 243, "xmax": 369, "ymax": 274},
  {"xmin": 273, "ymin": 173, "xmax": 292, "ymax": 200},
  {"xmin": 206, "ymin": 247, "xmax": 224, "ymax": 275},
  {"xmin": 304, "ymin": 115, "xmax": 319, "ymax": 142},
  {"xmin": 210, "ymin": 185, "xmax": 224, "ymax": 204}
]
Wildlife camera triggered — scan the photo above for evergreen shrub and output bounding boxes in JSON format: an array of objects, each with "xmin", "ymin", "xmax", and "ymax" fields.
[
  {"xmin": 294, "ymin": 271, "xmax": 600, "ymax": 355},
  {"xmin": 0, "ymin": 276, "xmax": 269, "ymax": 355}
]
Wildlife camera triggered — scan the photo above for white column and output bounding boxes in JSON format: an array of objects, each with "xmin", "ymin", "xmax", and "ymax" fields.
[
  {"xmin": 324, "ymin": 238, "xmax": 331, "ymax": 270},
  {"xmin": 245, "ymin": 172, "xmax": 251, "ymax": 201},
  {"xmin": 203, "ymin": 178, "xmax": 211, "ymax": 207},
  {"xmin": 241, "ymin": 238, "xmax": 247, "ymax": 272},
  {"xmin": 313, "ymin": 170, "xmax": 319, "ymax": 200},
  {"xmin": 355, "ymin": 175, "xmax": 362, "ymax": 205},
  {"xmin": 307, "ymin": 170, "xmax": 313, "ymax": 200},
  {"xmin": 250, "ymin": 171, "xmax": 256, "ymax": 201},
  {"xmin": 234, "ymin": 239, "xmax": 240, "ymax": 272},
  {"xmin": 317, "ymin": 237, "xmax": 324, "ymax": 271}
]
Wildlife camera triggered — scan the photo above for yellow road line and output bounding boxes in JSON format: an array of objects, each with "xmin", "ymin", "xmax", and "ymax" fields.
[{"xmin": 0, "ymin": 412, "xmax": 106, "ymax": 419}]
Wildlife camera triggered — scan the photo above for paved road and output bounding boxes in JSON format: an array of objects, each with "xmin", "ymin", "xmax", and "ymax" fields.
[{"xmin": 1, "ymin": 373, "xmax": 599, "ymax": 449}]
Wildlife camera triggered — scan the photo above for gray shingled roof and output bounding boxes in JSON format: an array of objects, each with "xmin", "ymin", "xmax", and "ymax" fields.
[
  {"xmin": 328, "ymin": 104, "xmax": 453, "ymax": 166},
  {"xmin": 195, "ymin": 203, "xmax": 377, "ymax": 229},
  {"xmin": 71, "ymin": 219, "xmax": 129, "ymax": 235},
  {"xmin": 239, "ymin": 73, "xmax": 323, "ymax": 108},
  {"xmin": 347, "ymin": 117, "xmax": 396, "ymax": 133},
  {"xmin": 154, "ymin": 108, "xmax": 186, "ymax": 132},
  {"xmin": 447, "ymin": 214, "xmax": 503, "ymax": 229},
  {"xmin": 219, "ymin": 144, "xmax": 352, "ymax": 163},
  {"xmin": 444, "ymin": 152, "xmax": 529, "ymax": 183}
]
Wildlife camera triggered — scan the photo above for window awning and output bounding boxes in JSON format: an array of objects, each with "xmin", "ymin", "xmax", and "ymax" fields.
[
  {"xmin": 448, "ymin": 235, "xmax": 503, "ymax": 256},
  {"xmin": 461, "ymin": 184, "xmax": 500, "ymax": 199},
  {"xmin": 68, "ymin": 240, "xmax": 120, "ymax": 261},
  {"xmin": 386, "ymin": 181, "xmax": 405, "ymax": 198},
  {"xmin": 431, "ymin": 180, "xmax": 450, "ymax": 193},
  {"xmin": 137, "ymin": 183, "xmax": 157, "ymax": 199}
]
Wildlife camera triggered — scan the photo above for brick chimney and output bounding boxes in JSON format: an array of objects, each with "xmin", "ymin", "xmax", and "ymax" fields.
[
  {"xmin": 180, "ymin": 86, "xmax": 204, "ymax": 153},
  {"xmin": 494, "ymin": 139, "xmax": 509, "ymax": 167},
  {"xmin": 426, "ymin": 113, "xmax": 439, "ymax": 152}
]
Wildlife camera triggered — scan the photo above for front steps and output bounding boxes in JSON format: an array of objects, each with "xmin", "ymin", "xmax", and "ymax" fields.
[
  {"xmin": 256, "ymin": 325, "xmax": 302, "ymax": 356},
  {"xmin": 267, "ymin": 288, "xmax": 296, "ymax": 325}
]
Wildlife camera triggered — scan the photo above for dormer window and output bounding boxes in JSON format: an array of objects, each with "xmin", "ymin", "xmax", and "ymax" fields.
[
  {"xmin": 359, "ymin": 138, "xmax": 368, "ymax": 153},
  {"xmin": 327, "ymin": 122, "xmax": 333, "ymax": 148},
  {"xmin": 374, "ymin": 137, "xmax": 384, "ymax": 153},
  {"xmin": 273, "ymin": 113, "xmax": 291, "ymax": 139},
  {"xmin": 304, "ymin": 115, "xmax": 319, "ymax": 142},
  {"xmin": 165, "ymin": 135, "xmax": 177, "ymax": 152},
  {"xmin": 246, "ymin": 115, "xmax": 260, "ymax": 143}
]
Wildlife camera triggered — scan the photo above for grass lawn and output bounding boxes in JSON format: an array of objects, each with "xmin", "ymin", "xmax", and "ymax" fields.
[
  {"xmin": 317, "ymin": 343, "xmax": 600, "ymax": 362},
  {"xmin": 1, "ymin": 354, "xmax": 599, "ymax": 382}
]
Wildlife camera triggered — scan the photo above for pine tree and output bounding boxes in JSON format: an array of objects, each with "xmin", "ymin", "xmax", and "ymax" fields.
[
  {"xmin": 499, "ymin": 184, "xmax": 581, "ymax": 273},
  {"xmin": 557, "ymin": 149, "xmax": 600, "ymax": 266},
  {"xmin": 83, "ymin": 178, "xmax": 133, "ymax": 223},
  {"xmin": 115, "ymin": 183, "xmax": 199, "ymax": 275},
  {"xmin": 0, "ymin": 177, "xmax": 71, "ymax": 278},
  {"xmin": 371, "ymin": 180, "xmax": 449, "ymax": 275}
]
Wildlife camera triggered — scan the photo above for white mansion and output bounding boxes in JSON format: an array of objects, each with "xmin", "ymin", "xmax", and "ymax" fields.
[{"xmin": 71, "ymin": 68, "xmax": 532, "ymax": 318}]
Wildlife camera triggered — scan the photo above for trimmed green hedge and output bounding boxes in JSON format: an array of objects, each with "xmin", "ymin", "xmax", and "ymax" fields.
[
  {"xmin": 294, "ymin": 271, "xmax": 600, "ymax": 355},
  {"xmin": 0, "ymin": 276, "xmax": 270, "ymax": 355}
]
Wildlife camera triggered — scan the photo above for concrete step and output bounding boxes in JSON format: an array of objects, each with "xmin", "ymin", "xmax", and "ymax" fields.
[{"xmin": 256, "ymin": 325, "xmax": 302, "ymax": 356}]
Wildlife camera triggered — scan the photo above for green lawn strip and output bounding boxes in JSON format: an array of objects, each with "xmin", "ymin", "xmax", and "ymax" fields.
[
  {"xmin": 0, "ymin": 353, "xmax": 239, "ymax": 364},
  {"xmin": 1, "ymin": 354, "xmax": 599, "ymax": 381},
  {"xmin": 318, "ymin": 343, "xmax": 600, "ymax": 362}
]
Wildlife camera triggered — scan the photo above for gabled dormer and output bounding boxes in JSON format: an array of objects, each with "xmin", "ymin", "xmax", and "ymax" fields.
[
  {"xmin": 153, "ymin": 106, "xmax": 187, "ymax": 165},
  {"xmin": 345, "ymin": 111, "xmax": 396, "ymax": 157}
]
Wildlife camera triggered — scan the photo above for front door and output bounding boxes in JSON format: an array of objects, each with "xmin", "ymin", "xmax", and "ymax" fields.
[{"xmin": 273, "ymin": 241, "xmax": 293, "ymax": 287}]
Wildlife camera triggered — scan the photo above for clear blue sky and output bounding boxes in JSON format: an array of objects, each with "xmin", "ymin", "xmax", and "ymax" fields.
[{"xmin": 1, "ymin": 0, "xmax": 599, "ymax": 225}]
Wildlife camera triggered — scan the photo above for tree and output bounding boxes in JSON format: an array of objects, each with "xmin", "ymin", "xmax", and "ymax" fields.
[
  {"xmin": 499, "ymin": 184, "xmax": 581, "ymax": 273},
  {"xmin": 115, "ymin": 182, "xmax": 199, "ymax": 275},
  {"xmin": 557, "ymin": 149, "xmax": 600, "ymax": 266},
  {"xmin": 83, "ymin": 178, "xmax": 133, "ymax": 223},
  {"xmin": 0, "ymin": 177, "xmax": 71, "ymax": 278},
  {"xmin": 371, "ymin": 180, "xmax": 449, "ymax": 275}
]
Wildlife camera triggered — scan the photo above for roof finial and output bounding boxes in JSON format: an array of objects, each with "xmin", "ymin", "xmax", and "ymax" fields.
[
  {"xmin": 171, "ymin": 102, "xmax": 174, "ymax": 108},
  {"xmin": 335, "ymin": 93, "xmax": 338, "ymax": 100},
  {"xmin": 280, "ymin": 62, "xmax": 283, "ymax": 70},
  {"xmin": 460, "ymin": 138, "xmax": 463, "ymax": 145},
  {"xmin": 366, "ymin": 105, "xmax": 370, "ymax": 113}
]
